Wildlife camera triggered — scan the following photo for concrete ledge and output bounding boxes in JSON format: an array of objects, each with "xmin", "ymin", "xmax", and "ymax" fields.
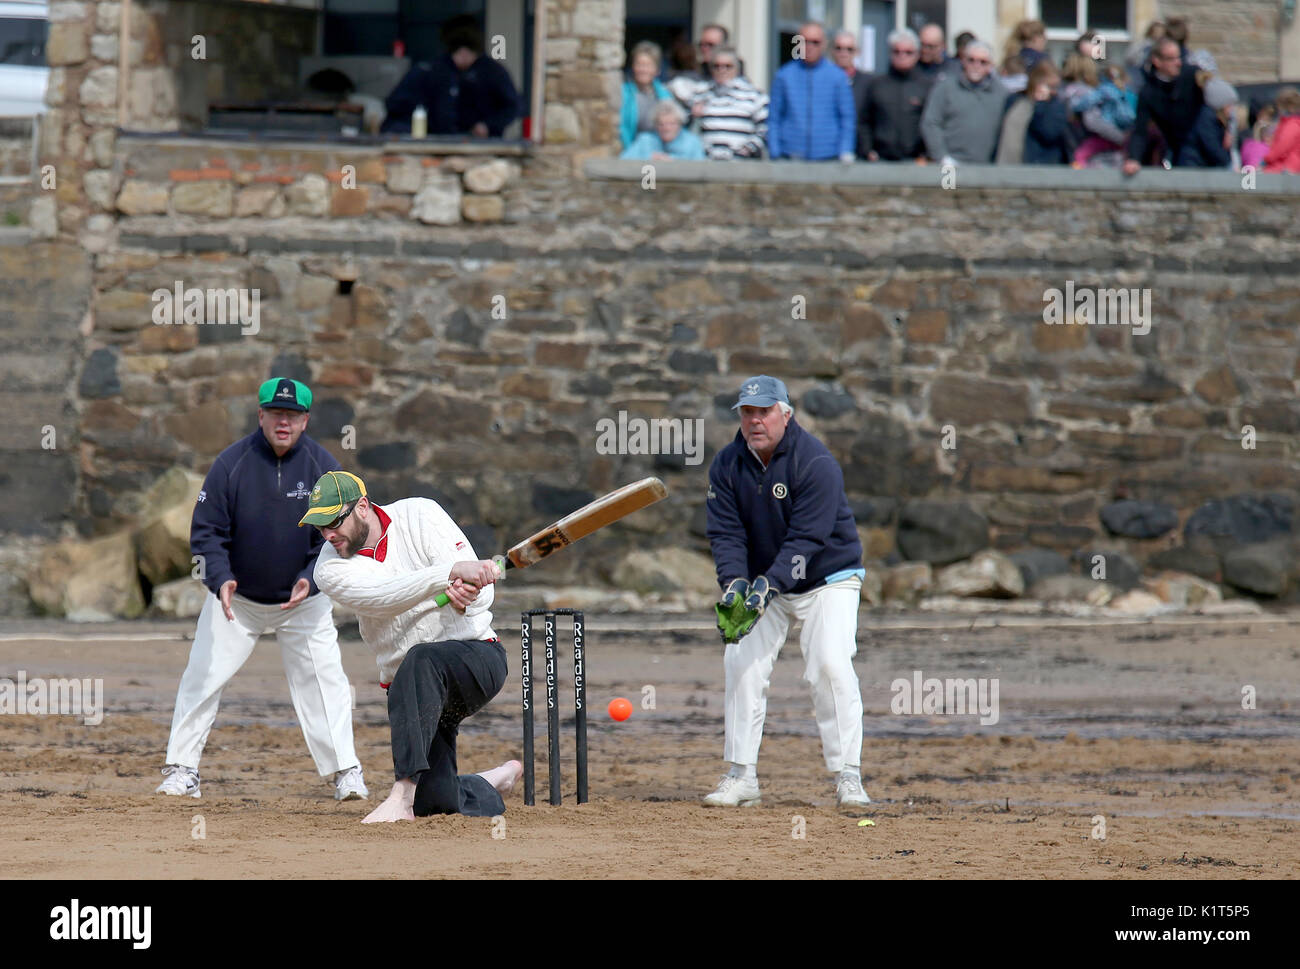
[{"xmin": 585, "ymin": 158, "xmax": 1300, "ymax": 196}]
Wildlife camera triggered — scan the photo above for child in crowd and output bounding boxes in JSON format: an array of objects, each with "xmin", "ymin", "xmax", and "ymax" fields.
[
  {"xmin": 1241, "ymin": 105, "xmax": 1275, "ymax": 171},
  {"xmin": 1263, "ymin": 87, "xmax": 1300, "ymax": 173},
  {"xmin": 1071, "ymin": 64, "xmax": 1137, "ymax": 167},
  {"xmin": 1176, "ymin": 75, "xmax": 1239, "ymax": 168}
]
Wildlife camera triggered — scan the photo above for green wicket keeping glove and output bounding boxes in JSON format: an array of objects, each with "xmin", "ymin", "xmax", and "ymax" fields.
[{"xmin": 715, "ymin": 597, "xmax": 761, "ymax": 645}]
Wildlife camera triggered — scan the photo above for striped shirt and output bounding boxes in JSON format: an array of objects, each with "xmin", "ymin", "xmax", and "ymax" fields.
[{"xmin": 688, "ymin": 77, "xmax": 770, "ymax": 160}]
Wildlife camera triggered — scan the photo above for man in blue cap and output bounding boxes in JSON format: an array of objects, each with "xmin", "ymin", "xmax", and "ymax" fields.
[
  {"xmin": 704, "ymin": 375, "xmax": 870, "ymax": 812},
  {"xmin": 155, "ymin": 377, "xmax": 368, "ymax": 802}
]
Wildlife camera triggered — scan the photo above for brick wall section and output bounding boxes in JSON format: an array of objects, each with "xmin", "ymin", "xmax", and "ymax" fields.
[{"xmin": 1159, "ymin": 0, "xmax": 1282, "ymax": 82}]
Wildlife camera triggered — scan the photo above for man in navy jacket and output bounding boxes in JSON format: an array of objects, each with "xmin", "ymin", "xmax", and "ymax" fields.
[
  {"xmin": 382, "ymin": 19, "xmax": 519, "ymax": 137},
  {"xmin": 1123, "ymin": 37, "xmax": 1205, "ymax": 173},
  {"xmin": 703, "ymin": 375, "xmax": 870, "ymax": 812},
  {"xmin": 156, "ymin": 377, "xmax": 367, "ymax": 802}
]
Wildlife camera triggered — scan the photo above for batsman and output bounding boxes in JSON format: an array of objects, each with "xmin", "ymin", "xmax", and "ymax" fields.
[
  {"xmin": 301, "ymin": 471, "xmax": 522, "ymax": 824},
  {"xmin": 705, "ymin": 375, "xmax": 870, "ymax": 812}
]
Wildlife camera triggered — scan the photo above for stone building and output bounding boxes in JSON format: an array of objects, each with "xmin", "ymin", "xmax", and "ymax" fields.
[{"xmin": 2, "ymin": 0, "xmax": 1300, "ymax": 617}]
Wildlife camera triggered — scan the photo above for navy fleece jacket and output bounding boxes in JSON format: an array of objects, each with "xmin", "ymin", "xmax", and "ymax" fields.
[
  {"xmin": 190, "ymin": 430, "xmax": 341, "ymax": 604},
  {"xmin": 706, "ymin": 418, "xmax": 863, "ymax": 594}
]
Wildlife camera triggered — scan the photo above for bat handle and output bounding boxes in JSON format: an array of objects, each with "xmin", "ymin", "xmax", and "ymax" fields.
[{"xmin": 433, "ymin": 554, "xmax": 507, "ymax": 608}]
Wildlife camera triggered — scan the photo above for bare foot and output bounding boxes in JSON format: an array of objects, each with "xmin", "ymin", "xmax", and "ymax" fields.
[
  {"xmin": 361, "ymin": 778, "xmax": 416, "ymax": 824},
  {"xmin": 478, "ymin": 760, "xmax": 523, "ymax": 795}
]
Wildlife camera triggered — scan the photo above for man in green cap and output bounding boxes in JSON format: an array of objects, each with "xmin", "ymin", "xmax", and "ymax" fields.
[
  {"xmin": 155, "ymin": 377, "xmax": 368, "ymax": 802},
  {"xmin": 300, "ymin": 470, "xmax": 522, "ymax": 823}
]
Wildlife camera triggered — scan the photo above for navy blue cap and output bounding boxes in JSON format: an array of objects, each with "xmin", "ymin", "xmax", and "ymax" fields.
[{"xmin": 731, "ymin": 375, "xmax": 790, "ymax": 410}]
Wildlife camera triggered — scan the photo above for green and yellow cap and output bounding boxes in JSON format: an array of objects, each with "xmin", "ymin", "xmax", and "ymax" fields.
[{"xmin": 298, "ymin": 471, "xmax": 367, "ymax": 526}]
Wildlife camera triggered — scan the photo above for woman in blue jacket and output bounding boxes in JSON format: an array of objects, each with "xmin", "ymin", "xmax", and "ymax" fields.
[{"xmin": 621, "ymin": 41, "xmax": 673, "ymax": 149}]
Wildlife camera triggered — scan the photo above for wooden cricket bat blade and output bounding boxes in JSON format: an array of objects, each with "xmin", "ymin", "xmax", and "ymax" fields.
[{"xmin": 506, "ymin": 477, "xmax": 669, "ymax": 568}]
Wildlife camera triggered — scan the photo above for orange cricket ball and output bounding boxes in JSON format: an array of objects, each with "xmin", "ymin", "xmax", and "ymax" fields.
[{"xmin": 608, "ymin": 697, "xmax": 633, "ymax": 721}]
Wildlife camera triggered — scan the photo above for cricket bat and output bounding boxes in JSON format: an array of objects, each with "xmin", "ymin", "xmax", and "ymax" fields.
[{"xmin": 433, "ymin": 477, "xmax": 669, "ymax": 607}]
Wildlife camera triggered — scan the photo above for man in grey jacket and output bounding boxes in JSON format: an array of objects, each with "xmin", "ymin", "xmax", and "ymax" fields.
[{"xmin": 920, "ymin": 39, "xmax": 1006, "ymax": 164}]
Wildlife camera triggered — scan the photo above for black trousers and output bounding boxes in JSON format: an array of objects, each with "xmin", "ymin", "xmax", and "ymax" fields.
[{"xmin": 386, "ymin": 638, "xmax": 508, "ymax": 817}]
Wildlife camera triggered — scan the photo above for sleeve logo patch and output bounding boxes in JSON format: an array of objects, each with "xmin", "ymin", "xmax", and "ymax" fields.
[
  {"xmin": 196, "ymin": 489, "xmax": 207, "ymax": 503},
  {"xmin": 707, "ymin": 486, "xmax": 716, "ymax": 500},
  {"xmin": 772, "ymin": 482, "xmax": 788, "ymax": 499}
]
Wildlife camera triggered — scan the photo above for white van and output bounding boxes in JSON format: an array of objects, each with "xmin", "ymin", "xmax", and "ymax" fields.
[{"xmin": 0, "ymin": 1, "xmax": 49, "ymax": 117}]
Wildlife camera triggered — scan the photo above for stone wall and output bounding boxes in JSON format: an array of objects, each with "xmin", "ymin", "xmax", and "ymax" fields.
[
  {"xmin": 108, "ymin": 139, "xmax": 521, "ymax": 228},
  {"xmin": 0, "ymin": 239, "xmax": 89, "ymax": 611},
  {"xmin": 13, "ymin": 0, "xmax": 1300, "ymax": 617},
  {"xmin": 30, "ymin": 149, "xmax": 1297, "ymax": 606},
  {"xmin": 541, "ymin": 0, "xmax": 624, "ymax": 160},
  {"xmin": 1158, "ymin": 0, "xmax": 1282, "ymax": 83}
]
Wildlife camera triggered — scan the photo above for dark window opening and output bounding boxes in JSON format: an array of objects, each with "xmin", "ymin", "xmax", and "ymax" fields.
[
  {"xmin": 0, "ymin": 15, "xmax": 46, "ymax": 67},
  {"xmin": 624, "ymin": 0, "xmax": 693, "ymax": 79},
  {"xmin": 173, "ymin": 0, "xmax": 532, "ymax": 144}
]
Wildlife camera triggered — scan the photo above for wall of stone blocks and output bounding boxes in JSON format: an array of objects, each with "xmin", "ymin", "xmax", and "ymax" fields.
[
  {"xmin": 1158, "ymin": 0, "xmax": 1283, "ymax": 83},
  {"xmin": 38, "ymin": 156, "xmax": 1299, "ymax": 601}
]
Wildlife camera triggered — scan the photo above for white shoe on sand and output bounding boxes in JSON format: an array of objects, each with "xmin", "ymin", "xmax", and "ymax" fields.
[
  {"xmin": 156, "ymin": 765, "xmax": 200, "ymax": 799},
  {"xmin": 334, "ymin": 766, "xmax": 369, "ymax": 801},
  {"xmin": 702, "ymin": 774, "xmax": 761, "ymax": 807},
  {"xmin": 836, "ymin": 772, "xmax": 871, "ymax": 812}
]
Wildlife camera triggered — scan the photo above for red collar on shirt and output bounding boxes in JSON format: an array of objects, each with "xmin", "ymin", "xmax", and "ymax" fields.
[{"xmin": 356, "ymin": 504, "xmax": 392, "ymax": 563}]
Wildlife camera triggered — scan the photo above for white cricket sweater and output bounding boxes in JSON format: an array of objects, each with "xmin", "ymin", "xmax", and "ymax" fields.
[{"xmin": 313, "ymin": 498, "xmax": 497, "ymax": 685}]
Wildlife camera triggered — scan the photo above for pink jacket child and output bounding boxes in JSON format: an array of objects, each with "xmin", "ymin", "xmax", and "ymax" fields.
[{"xmin": 1262, "ymin": 114, "xmax": 1300, "ymax": 173}]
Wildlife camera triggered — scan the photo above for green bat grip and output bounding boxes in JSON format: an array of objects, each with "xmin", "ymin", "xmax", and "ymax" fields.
[{"xmin": 433, "ymin": 555, "xmax": 507, "ymax": 607}]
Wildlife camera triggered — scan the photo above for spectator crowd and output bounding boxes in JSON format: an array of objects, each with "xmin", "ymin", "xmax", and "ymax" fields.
[{"xmin": 619, "ymin": 17, "xmax": 1300, "ymax": 174}]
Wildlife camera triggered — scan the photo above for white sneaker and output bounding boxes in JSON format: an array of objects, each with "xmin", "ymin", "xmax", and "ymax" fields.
[
  {"xmin": 702, "ymin": 774, "xmax": 761, "ymax": 808},
  {"xmin": 836, "ymin": 772, "xmax": 871, "ymax": 812},
  {"xmin": 334, "ymin": 766, "xmax": 369, "ymax": 801},
  {"xmin": 156, "ymin": 765, "xmax": 200, "ymax": 799}
]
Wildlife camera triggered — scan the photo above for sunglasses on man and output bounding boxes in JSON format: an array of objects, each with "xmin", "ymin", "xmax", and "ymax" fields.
[{"xmin": 319, "ymin": 500, "xmax": 359, "ymax": 531}]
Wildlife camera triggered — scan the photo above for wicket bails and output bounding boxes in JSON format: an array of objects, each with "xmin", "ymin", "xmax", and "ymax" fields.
[{"xmin": 520, "ymin": 609, "xmax": 588, "ymax": 806}]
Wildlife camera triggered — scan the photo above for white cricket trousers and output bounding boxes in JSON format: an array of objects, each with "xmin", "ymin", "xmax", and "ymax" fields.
[
  {"xmin": 165, "ymin": 591, "xmax": 358, "ymax": 777},
  {"xmin": 722, "ymin": 578, "xmax": 863, "ymax": 773}
]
